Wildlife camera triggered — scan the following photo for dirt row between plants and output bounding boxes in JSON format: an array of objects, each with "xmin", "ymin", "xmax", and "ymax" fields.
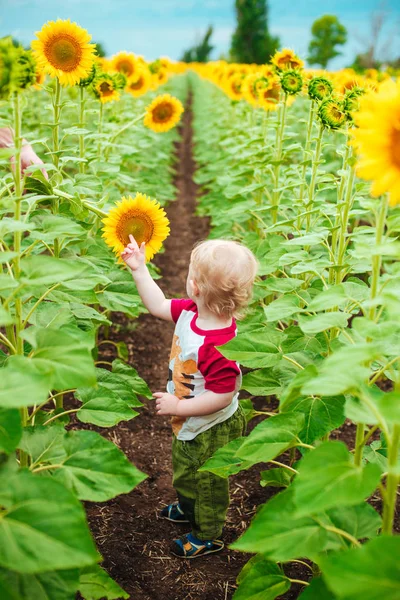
[{"xmin": 80, "ymin": 96, "xmax": 309, "ymax": 600}]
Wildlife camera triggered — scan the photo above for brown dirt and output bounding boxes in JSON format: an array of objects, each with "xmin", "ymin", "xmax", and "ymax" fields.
[{"xmin": 76, "ymin": 98, "xmax": 312, "ymax": 599}]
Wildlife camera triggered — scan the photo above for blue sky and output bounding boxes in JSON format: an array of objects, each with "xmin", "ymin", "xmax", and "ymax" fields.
[{"xmin": 1, "ymin": 0, "xmax": 399, "ymax": 68}]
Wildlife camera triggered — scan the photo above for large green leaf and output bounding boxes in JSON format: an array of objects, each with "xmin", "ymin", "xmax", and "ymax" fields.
[
  {"xmin": 20, "ymin": 255, "xmax": 91, "ymax": 287},
  {"xmin": 281, "ymin": 395, "xmax": 345, "ymax": 444},
  {"xmin": 51, "ymin": 430, "xmax": 147, "ymax": 501},
  {"xmin": 292, "ymin": 441, "xmax": 381, "ymax": 516},
  {"xmin": 298, "ymin": 312, "xmax": 350, "ymax": 335},
  {"xmin": 264, "ymin": 295, "xmax": 301, "ymax": 322},
  {"xmin": 0, "ymin": 409, "xmax": 22, "ymax": 454},
  {"xmin": 241, "ymin": 370, "xmax": 282, "ymax": 396},
  {"xmin": 79, "ymin": 565, "xmax": 129, "ymax": 600},
  {"xmin": 111, "ymin": 359, "xmax": 152, "ymax": 399},
  {"xmin": 95, "ymin": 368, "xmax": 144, "ymax": 407},
  {"xmin": 0, "ymin": 469, "xmax": 100, "ymax": 573},
  {"xmin": 198, "ymin": 437, "xmax": 253, "ymax": 478},
  {"xmin": 260, "ymin": 467, "xmax": 294, "ymax": 489},
  {"xmin": 233, "ymin": 555, "xmax": 291, "ymax": 600},
  {"xmin": 0, "ymin": 305, "xmax": 14, "ymax": 326},
  {"xmin": 320, "ymin": 536, "xmax": 400, "ymax": 600},
  {"xmin": 235, "ymin": 412, "xmax": 305, "ymax": 464},
  {"xmin": 22, "ymin": 327, "xmax": 96, "ymax": 390},
  {"xmin": 217, "ymin": 333, "xmax": 280, "ymax": 369},
  {"xmin": 0, "ymin": 357, "xmax": 52, "ymax": 408},
  {"xmin": 76, "ymin": 388, "xmax": 139, "ymax": 427},
  {"xmin": 0, "ymin": 567, "xmax": 79, "ymax": 600},
  {"xmin": 298, "ymin": 577, "xmax": 336, "ymax": 600}
]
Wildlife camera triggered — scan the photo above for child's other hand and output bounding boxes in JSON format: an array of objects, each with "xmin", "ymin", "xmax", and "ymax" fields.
[
  {"xmin": 154, "ymin": 392, "xmax": 181, "ymax": 416},
  {"xmin": 121, "ymin": 234, "xmax": 146, "ymax": 271}
]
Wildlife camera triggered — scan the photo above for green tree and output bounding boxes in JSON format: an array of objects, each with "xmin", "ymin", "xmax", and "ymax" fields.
[
  {"xmin": 230, "ymin": 0, "xmax": 279, "ymax": 64},
  {"xmin": 93, "ymin": 41, "xmax": 106, "ymax": 58},
  {"xmin": 181, "ymin": 26, "xmax": 214, "ymax": 63},
  {"xmin": 308, "ymin": 15, "xmax": 347, "ymax": 68}
]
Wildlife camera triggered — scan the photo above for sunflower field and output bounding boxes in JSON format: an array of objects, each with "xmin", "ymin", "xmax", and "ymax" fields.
[{"xmin": 0, "ymin": 16, "xmax": 400, "ymax": 600}]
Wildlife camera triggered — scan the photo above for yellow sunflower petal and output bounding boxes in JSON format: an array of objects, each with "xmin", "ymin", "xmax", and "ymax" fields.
[{"xmin": 144, "ymin": 94, "xmax": 184, "ymax": 133}]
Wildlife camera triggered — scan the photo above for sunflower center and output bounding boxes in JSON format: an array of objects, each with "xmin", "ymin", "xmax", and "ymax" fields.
[
  {"xmin": 391, "ymin": 124, "xmax": 400, "ymax": 168},
  {"xmin": 116, "ymin": 212, "xmax": 154, "ymax": 246},
  {"xmin": 45, "ymin": 35, "xmax": 83, "ymax": 72},
  {"xmin": 99, "ymin": 81, "xmax": 114, "ymax": 96},
  {"xmin": 329, "ymin": 106, "xmax": 343, "ymax": 121},
  {"xmin": 117, "ymin": 60, "xmax": 134, "ymax": 76},
  {"xmin": 129, "ymin": 76, "xmax": 144, "ymax": 90},
  {"xmin": 152, "ymin": 102, "xmax": 174, "ymax": 123}
]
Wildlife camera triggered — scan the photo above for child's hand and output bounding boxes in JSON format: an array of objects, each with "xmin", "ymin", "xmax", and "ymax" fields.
[
  {"xmin": 154, "ymin": 392, "xmax": 181, "ymax": 416},
  {"xmin": 121, "ymin": 234, "xmax": 146, "ymax": 271}
]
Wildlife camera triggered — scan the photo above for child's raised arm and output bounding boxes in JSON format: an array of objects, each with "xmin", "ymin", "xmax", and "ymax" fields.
[{"xmin": 121, "ymin": 235, "xmax": 172, "ymax": 321}]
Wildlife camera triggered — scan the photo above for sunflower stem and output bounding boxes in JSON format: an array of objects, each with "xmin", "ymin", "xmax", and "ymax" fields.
[
  {"xmin": 305, "ymin": 121, "xmax": 324, "ymax": 233},
  {"xmin": 297, "ymin": 99, "xmax": 315, "ymax": 229},
  {"xmin": 271, "ymin": 93, "xmax": 287, "ymax": 224},
  {"xmin": 97, "ymin": 102, "xmax": 103, "ymax": 160},
  {"xmin": 368, "ymin": 195, "xmax": 388, "ymax": 321},
  {"xmin": 12, "ymin": 92, "xmax": 28, "ymax": 467},
  {"xmin": 329, "ymin": 141, "xmax": 351, "ymax": 285},
  {"xmin": 79, "ymin": 86, "xmax": 86, "ymax": 174},
  {"xmin": 334, "ymin": 147, "xmax": 356, "ymax": 285},
  {"xmin": 52, "ymin": 78, "xmax": 62, "ymax": 258}
]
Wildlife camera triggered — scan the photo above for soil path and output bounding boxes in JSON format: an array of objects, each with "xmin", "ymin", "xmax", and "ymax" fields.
[{"xmin": 85, "ymin": 97, "xmax": 303, "ymax": 600}]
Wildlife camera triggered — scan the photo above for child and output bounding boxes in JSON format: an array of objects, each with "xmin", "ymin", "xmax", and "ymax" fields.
[{"xmin": 121, "ymin": 235, "xmax": 258, "ymax": 559}]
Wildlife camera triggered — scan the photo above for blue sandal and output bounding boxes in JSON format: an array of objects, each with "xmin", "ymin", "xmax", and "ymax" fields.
[
  {"xmin": 171, "ymin": 533, "xmax": 224, "ymax": 559},
  {"xmin": 160, "ymin": 502, "xmax": 189, "ymax": 523}
]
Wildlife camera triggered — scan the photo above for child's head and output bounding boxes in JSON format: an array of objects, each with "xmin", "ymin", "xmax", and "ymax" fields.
[{"xmin": 187, "ymin": 239, "xmax": 258, "ymax": 320}]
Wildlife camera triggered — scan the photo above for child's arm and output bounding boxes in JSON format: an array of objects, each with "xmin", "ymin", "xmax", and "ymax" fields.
[
  {"xmin": 154, "ymin": 391, "xmax": 234, "ymax": 417},
  {"xmin": 121, "ymin": 235, "xmax": 172, "ymax": 321}
]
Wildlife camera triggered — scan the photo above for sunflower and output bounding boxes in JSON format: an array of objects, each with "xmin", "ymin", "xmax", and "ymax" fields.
[
  {"xmin": 33, "ymin": 68, "xmax": 46, "ymax": 90},
  {"xmin": 31, "ymin": 19, "xmax": 96, "ymax": 86},
  {"xmin": 111, "ymin": 51, "xmax": 139, "ymax": 78},
  {"xmin": 257, "ymin": 77, "xmax": 281, "ymax": 111},
  {"xmin": 144, "ymin": 94, "xmax": 184, "ymax": 133},
  {"xmin": 280, "ymin": 69, "xmax": 303, "ymax": 95},
  {"xmin": 92, "ymin": 73, "xmax": 120, "ymax": 103},
  {"xmin": 224, "ymin": 72, "xmax": 245, "ymax": 101},
  {"xmin": 351, "ymin": 79, "xmax": 400, "ymax": 206},
  {"xmin": 242, "ymin": 73, "xmax": 261, "ymax": 106},
  {"xmin": 272, "ymin": 48, "xmax": 304, "ymax": 71},
  {"xmin": 102, "ymin": 193, "xmax": 170, "ymax": 262},
  {"xmin": 318, "ymin": 96, "xmax": 348, "ymax": 130},
  {"xmin": 308, "ymin": 76, "xmax": 333, "ymax": 101},
  {"xmin": 126, "ymin": 66, "xmax": 152, "ymax": 97}
]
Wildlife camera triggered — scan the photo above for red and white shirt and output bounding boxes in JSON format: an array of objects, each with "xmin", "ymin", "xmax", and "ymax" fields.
[{"xmin": 167, "ymin": 298, "xmax": 241, "ymax": 441}]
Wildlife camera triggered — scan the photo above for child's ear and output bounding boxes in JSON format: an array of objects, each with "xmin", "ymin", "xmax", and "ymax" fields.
[{"xmin": 190, "ymin": 279, "xmax": 200, "ymax": 296}]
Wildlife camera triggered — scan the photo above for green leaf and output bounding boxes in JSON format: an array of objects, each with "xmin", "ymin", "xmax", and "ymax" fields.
[
  {"xmin": 320, "ymin": 536, "xmax": 400, "ymax": 600},
  {"xmin": 0, "ymin": 357, "xmax": 52, "ymax": 408},
  {"xmin": 235, "ymin": 412, "xmax": 305, "ymax": 464},
  {"xmin": 264, "ymin": 295, "xmax": 300, "ymax": 322},
  {"xmin": 29, "ymin": 215, "xmax": 86, "ymax": 243},
  {"xmin": 79, "ymin": 565, "xmax": 129, "ymax": 600},
  {"xmin": 0, "ymin": 567, "xmax": 79, "ymax": 600},
  {"xmin": 94, "ymin": 368, "xmax": 143, "ymax": 407},
  {"xmin": 241, "ymin": 370, "xmax": 282, "ymax": 396},
  {"xmin": 327, "ymin": 502, "xmax": 381, "ymax": 541},
  {"xmin": 0, "ymin": 469, "xmax": 100, "ymax": 573},
  {"xmin": 281, "ymin": 395, "xmax": 345, "ymax": 444},
  {"xmin": 50, "ymin": 430, "xmax": 147, "ymax": 502},
  {"xmin": 298, "ymin": 578, "xmax": 336, "ymax": 600},
  {"xmin": 292, "ymin": 441, "xmax": 381, "ymax": 516},
  {"xmin": 111, "ymin": 359, "xmax": 152, "ymax": 399},
  {"xmin": 19, "ymin": 426, "xmax": 65, "ymax": 465},
  {"xmin": 217, "ymin": 333, "xmax": 280, "ymax": 368},
  {"xmin": 233, "ymin": 556, "xmax": 290, "ymax": 600},
  {"xmin": 0, "ymin": 409, "xmax": 22, "ymax": 454},
  {"xmin": 198, "ymin": 437, "xmax": 252, "ymax": 478},
  {"xmin": 260, "ymin": 467, "xmax": 294, "ymax": 489},
  {"xmin": 0, "ymin": 305, "xmax": 14, "ymax": 326},
  {"xmin": 23, "ymin": 327, "xmax": 96, "ymax": 390},
  {"xmin": 76, "ymin": 388, "xmax": 139, "ymax": 428},
  {"xmin": 298, "ymin": 312, "xmax": 350, "ymax": 335},
  {"xmin": 20, "ymin": 256, "xmax": 91, "ymax": 287}
]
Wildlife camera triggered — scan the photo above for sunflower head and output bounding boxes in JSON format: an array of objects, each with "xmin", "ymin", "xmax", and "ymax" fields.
[
  {"xmin": 257, "ymin": 76, "xmax": 281, "ymax": 111},
  {"xmin": 224, "ymin": 72, "xmax": 245, "ymax": 101},
  {"xmin": 280, "ymin": 69, "xmax": 303, "ymax": 95},
  {"xmin": 0, "ymin": 38, "xmax": 17, "ymax": 98},
  {"xmin": 242, "ymin": 73, "xmax": 261, "ymax": 105},
  {"xmin": 111, "ymin": 51, "xmax": 139, "ymax": 78},
  {"xmin": 92, "ymin": 72, "xmax": 120, "ymax": 103},
  {"xmin": 14, "ymin": 48, "xmax": 37, "ymax": 91},
  {"xmin": 102, "ymin": 193, "xmax": 170, "ymax": 262},
  {"xmin": 126, "ymin": 66, "xmax": 152, "ymax": 97},
  {"xmin": 343, "ymin": 86, "xmax": 366, "ymax": 121},
  {"xmin": 308, "ymin": 76, "xmax": 333, "ymax": 101},
  {"xmin": 31, "ymin": 19, "xmax": 96, "ymax": 86},
  {"xmin": 113, "ymin": 72, "xmax": 128, "ymax": 91},
  {"xmin": 144, "ymin": 94, "xmax": 184, "ymax": 133},
  {"xmin": 351, "ymin": 79, "xmax": 400, "ymax": 206},
  {"xmin": 318, "ymin": 96, "xmax": 348, "ymax": 130},
  {"xmin": 272, "ymin": 48, "xmax": 304, "ymax": 71}
]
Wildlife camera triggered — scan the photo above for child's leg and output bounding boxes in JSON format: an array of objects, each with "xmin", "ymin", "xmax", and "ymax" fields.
[{"xmin": 172, "ymin": 405, "xmax": 246, "ymax": 541}]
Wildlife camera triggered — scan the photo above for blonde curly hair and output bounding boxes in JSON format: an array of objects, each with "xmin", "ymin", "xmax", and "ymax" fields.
[{"xmin": 190, "ymin": 239, "xmax": 258, "ymax": 319}]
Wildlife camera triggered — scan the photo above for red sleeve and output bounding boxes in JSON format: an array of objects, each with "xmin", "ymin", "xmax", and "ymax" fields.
[
  {"xmin": 170, "ymin": 298, "xmax": 197, "ymax": 323},
  {"xmin": 198, "ymin": 344, "xmax": 240, "ymax": 394}
]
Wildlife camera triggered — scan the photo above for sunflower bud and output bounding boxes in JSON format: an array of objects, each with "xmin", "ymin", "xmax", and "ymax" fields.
[
  {"xmin": 280, "ymin": 69, "xmax": 303, "ymax": 95},
  {"xmin": 14, "ymin": 48, "xmax": 37, "ymax": 91},
  {"xmin": 92, "ymin": 72, "xmax": 120, "ymax": 103},
  {"xmin": 308, "ymin": 76, "xmax": 333, "ymax": 101},
  {"xmin": 317, "ymin": 96, "xmax": 348, "ymax": 130},
  {"xmin": 342, "ymin": 86, "xmax": 366, "ymax": 121},
  {"xmin": 78, "ymin": 63, "xmax": 97, "ymax": 87},
  {"xmin": 113, "ymin": 72, "xmax": 127, "ymax": 91}
]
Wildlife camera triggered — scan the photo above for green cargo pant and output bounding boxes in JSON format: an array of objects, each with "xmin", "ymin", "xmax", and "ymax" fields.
[{"xmin": 171, "ymin": 405, "xmax": 247, "ymax": 540}]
